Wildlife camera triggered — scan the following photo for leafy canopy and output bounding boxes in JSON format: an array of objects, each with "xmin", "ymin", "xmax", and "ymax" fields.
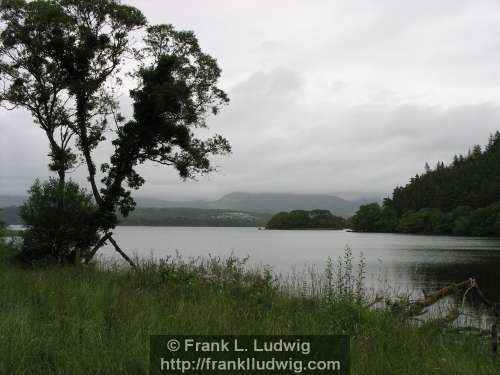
[
  {"xmin": 101, "ymin": 24, "xmax": 231, "ymax": 216},
  {"xmin": 0, "ymin": 1, "xmax": 231, "ymax": 227}
]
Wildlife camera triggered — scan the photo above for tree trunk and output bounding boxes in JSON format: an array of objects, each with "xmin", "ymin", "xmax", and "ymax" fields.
[
  {"xmin": 75, "ymin": 94, "xmax": 136, "ymax": 268},
  {"xmin": 46, "ymin": 131, "xmax": 68, "ymax": 263},
  {"xmin": 57, "ymin": 169, "xmax": 69, "ymax": 264},
  {"xmin": 76, "ymin": 95, "xmax": 104, "ymax": 207},
  {"xmin": 108, "ymin": 236, "xmax": 137, "ymax": 270},
  {"xmin": 75, "ymin": 247, "xmax": 81, "ymax": 268}
]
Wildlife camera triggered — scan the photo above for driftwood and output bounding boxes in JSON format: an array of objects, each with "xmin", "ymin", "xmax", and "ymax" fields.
[
  {"xmin": 411, "ymin": 279, "xmax": 475, "ymax": 316},
  {"xmin": 387, "ymin": 278, "xmax": 500, "ymax": 355}
]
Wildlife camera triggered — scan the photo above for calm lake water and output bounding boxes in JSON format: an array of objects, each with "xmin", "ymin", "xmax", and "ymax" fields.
[
  {"xmin": 101, "ymin": 227, "xmax": 500, "ymax": 304},
  {"xmin": 11, "ymin": 225, "xmax": 500, "ymax": 325}
]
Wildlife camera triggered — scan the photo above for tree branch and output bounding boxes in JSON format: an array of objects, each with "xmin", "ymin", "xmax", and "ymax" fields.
[{"xmin": 108, "ymin": 235, "xmax": 137, "ymax": 269}]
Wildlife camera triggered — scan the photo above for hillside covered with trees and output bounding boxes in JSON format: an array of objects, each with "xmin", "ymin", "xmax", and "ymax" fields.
[
  {"xmin": 0, "ymin": 206, "xmax": 270, "ymax": 228},
  {"xmin": 266, "ymin": 209, "xmax": 346, "ymax": 230},
  {"xmin": 351, "ymin": 132, "xmax": 500, "ymax": 236}
]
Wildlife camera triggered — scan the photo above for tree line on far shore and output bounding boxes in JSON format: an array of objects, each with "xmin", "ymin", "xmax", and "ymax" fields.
[{"xmin": 351, "ymin": 132, "xmax": 500, "ymax": 236}]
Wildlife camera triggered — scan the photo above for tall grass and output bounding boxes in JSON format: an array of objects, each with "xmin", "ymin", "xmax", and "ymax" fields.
[{"xmin": 0, "ymin": 241, "xmax": 497, "ymax": 374}]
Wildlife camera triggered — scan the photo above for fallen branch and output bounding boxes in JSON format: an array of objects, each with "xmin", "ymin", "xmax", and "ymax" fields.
[
  {"xmin": 391, "ymin": 279, "xmax": 476, "ymax": 318},
  {"xmin": 388, "ymin": 278, "xmax": 500, "ymax": 356}
]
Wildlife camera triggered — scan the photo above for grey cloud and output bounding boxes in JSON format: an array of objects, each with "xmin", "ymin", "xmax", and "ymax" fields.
[{"xmin": 2, "ymin": 0, "xmax": 500, "ymax": 203}]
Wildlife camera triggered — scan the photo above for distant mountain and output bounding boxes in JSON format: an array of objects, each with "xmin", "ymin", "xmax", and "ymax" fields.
[
  {"xmin": 0, "ymin": 205, "xmax": 270, "ymax": 227},
  {"xmin": 120, "ymin": 207, "xmax": 271, "ymax": 227},
  {"xmin": 137, "ymin": 192, "xmax": 365, "ymax": 217},
  {"xmin": 207, "ymin": 192, "xmax": 361, "ymax": 217},
  {"xmin": 1, "ymin": 192, "xmax": 370, "ymax": 219},
  {"xmin": 134, "ymin": 197, "xmax": 208, "ymax": 209}
]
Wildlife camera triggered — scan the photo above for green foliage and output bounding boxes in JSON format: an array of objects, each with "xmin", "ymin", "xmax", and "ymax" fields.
[
  {"xmin": 350, "ymin": 203, "xmax": 383, "ymax": 232},
  {"xmin": 323, "ymin": 247, "xmax": 366, "ymax": 305},
  {"xmin": 0, "ymin": 206, "xmax": 272, "ymax": 227},
  {"xmin": 120, "ymin": 207, "xmax": 270, "ymax": 227},
  {"xmin": 376, "ymin": 202, "xmax": 399, "ymax": 232},
  {"xmin": 351, "ymin": 133, "xmax": 500, "ymax": 236},
  {"xmin": 467, "ymin": 202, "xmax": 500, "ymax": 236},
  {"xmin": 0, "ymin": 2, "xmax": 232, "ymax": 263},
  {"xmin": 266, "ymin": 209, "xmax": 346, "ymax": 229},
  {"xmin": 352, "ymin": 201, "xmax": 500, "ymax": 236},
  {"xmin": 101, "ymin": 24, "xmax": 230, "ymax": 218},
  {"xmin": 0, "ymin": 241, "xmax": 497, "ymax": 374},
  {"xmin": 389, "ymin": 131, "xmax": 500, "ymax": 213},
  {"xmin": 0, "ymin": 0, "xmax": 149, "ymax": 244},
  {"xmin": 19, "ymin": 178, "xmax": 100, "ymax": 264},
  {"xmin": 398, "ymin": 208, "xmax": 451, "ymax": 234},
  {"xmin": 0, "ymin": 0, "xmax": 78, "ymax": 178}
]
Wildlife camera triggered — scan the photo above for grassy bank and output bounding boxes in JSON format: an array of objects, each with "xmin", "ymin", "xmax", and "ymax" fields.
[{"xmin": 0, "ymin": 240, "xmax": 497, "ymax": 375}]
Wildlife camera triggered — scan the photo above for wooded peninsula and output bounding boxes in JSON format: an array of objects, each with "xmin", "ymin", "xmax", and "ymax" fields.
[{"xmin": 351, "ymin": 132, "xmax": 500, "ymax": 236}]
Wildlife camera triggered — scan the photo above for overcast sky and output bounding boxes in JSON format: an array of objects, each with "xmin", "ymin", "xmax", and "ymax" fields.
[{"xmin": 2, "ymin": 0, "xmax": 500, "ymax": 201}]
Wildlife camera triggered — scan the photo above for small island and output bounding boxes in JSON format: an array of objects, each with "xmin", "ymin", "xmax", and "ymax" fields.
[{"xmin": 266, "ymin": 209, "xmax": 346, "ymax": 230}]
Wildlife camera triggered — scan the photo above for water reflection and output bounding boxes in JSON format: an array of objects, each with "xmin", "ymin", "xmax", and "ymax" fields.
[
  {"xmin": 399, "ymin": 257, "xmax": 500, "ymax": 301},
  {"xmin": 387, "ymin": 246, "xmax": 500, "ymax": 327}
]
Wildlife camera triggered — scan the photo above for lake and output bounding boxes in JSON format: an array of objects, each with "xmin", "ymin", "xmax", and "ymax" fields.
[
  {"xmin": 101, "ymin": 227, "xmax": 500, "ymax": 305},
  {"xmin": 11, "ymin": 224, "xmax": 500, "ymax": 326}
]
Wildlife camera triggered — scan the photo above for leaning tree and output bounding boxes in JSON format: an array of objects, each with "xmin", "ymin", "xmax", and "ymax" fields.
[{"xmin": 0, "ymin": 0, "xmax": 231, "ymax": 266}]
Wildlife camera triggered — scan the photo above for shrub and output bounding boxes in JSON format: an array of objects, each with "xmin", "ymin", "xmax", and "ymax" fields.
[{"xmin": 20, "ymin": 178, "xmax": 100, "ymax": 265}]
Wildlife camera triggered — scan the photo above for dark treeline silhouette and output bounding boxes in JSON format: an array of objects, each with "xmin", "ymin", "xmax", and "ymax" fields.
[
  {"xmin": 351, "ymin": 132, "xmax": 500, "ymax": 236},
  {"xmin": 266, "ymin": 209, "xmax": 346, "ymax": 230}
]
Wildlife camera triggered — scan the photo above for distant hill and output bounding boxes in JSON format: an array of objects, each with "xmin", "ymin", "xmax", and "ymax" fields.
[
  {"xmin": 0, "ymin": 195, "xmax": 26, "ymax": 207},
  {"xmin": 0, "ymin": 206, "xmax": 270, "ymax": 227},
  {"xmin": 0, "ymin": 206, "xmax": 22, "ymax": 225},
  {"xmin": 136, "ymin": 192, "xmax": 366, "ymax": 217},
  {"xmin": 1, "ymin": 192, "xmax": 370, "ymax": 225},
  {"xmin": 120, "ymin": 207, "xmax": 271, "ymax": 227}
]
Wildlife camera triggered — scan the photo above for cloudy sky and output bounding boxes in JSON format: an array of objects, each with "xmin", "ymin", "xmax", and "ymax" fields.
[{"xmin": 2, "ymin": 0, "xmax": 500, "ymax": 201}]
